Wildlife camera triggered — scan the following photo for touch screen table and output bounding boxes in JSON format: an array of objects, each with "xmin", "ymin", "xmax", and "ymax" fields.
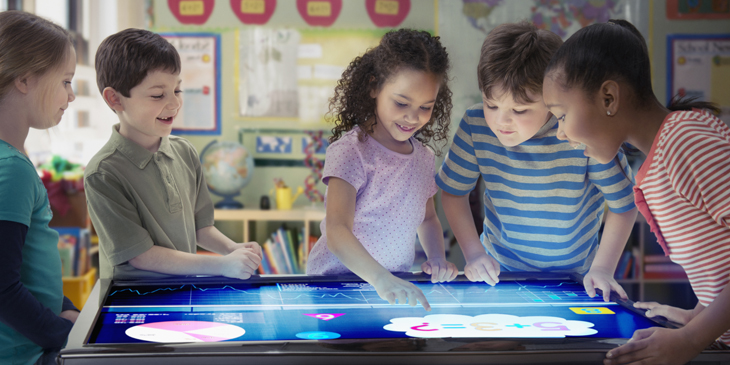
[{"xmin": 59, "ymin": 272, "xmax": 730, "ymax": 364}]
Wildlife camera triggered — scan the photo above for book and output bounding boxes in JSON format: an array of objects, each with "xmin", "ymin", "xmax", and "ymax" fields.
[
  {"xmin": 284, "ymin": 228, "xmax": 299, "ymax": 273},
  {"xmin": 623, "ymin": 256, "xmax": 634, "ymax": 279},
  {"xmin": 261, "ymin": 239, "xmax": 280, "ymax": 274},
  {"xmin": 275, "ymin": 235, "xmax": 292, "ymax": 274},
  {"xmin": 615, "ymin": 251, "xmax": 632, "ymax": 279},
  {"xmin": 643, "ymin": 263, "xmax": 687, "ymax": 279},
  {"xmin": 644, "ymin": 254, "xmax": 672, "ymax": 263},
  {"xmin": 275, "ymin": 229, "xmax": 294, "ymax": 274},
  {"xmin": 53, "ymin": 227, "xmax": 90, "ymax": 277}
]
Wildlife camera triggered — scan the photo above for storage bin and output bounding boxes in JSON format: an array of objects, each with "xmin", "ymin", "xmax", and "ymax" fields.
[{"xmin": 62, "ymin": 267, "xmax": 97, "ymax": 309}]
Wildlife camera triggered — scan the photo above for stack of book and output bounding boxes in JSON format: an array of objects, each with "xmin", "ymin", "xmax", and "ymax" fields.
[
  {"xmin": 259, "ymin": 227, "xmax": 317, "ymax": 274},
  {"xmin": 614, "ymin": 248, "xmax": 638, "ymax": 280},
  {"xmin": 53, "ymin": 227, "xmax": 91, "ymax": 277},
  {"xmin": 643, "ymin": 254, "xmax": 687, "ymax": 279}
]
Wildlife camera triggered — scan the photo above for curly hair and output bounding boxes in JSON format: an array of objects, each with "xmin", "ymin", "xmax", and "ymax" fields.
[{"xmin": 327, "ymin": 29, "xmax": 452, "ymax": 156}]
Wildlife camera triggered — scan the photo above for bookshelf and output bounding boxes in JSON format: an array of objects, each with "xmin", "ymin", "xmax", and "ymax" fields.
[
  {"xmin": 213, "ymin": 208, "xmax": 325, "ymax": 243},
  {"xmin": 213, "ymin": 208, "xmax": 326, "ymax": 274},
  {"xmin": 615, "ymin": 214, "xmax": 696, "ymax": 308}
]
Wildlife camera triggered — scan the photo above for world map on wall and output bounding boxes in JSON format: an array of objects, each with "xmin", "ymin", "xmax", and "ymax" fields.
[{"xmin": 463, "ymin": 0, "xmax": 622, "ymax": 38}]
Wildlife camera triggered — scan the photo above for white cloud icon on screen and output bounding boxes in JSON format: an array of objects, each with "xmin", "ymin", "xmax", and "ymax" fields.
[{"xmin": 383, "ymin": 314, "xmax": 597, "ymax": 338}]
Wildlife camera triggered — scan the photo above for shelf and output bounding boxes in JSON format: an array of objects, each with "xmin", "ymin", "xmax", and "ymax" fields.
[
  {"xmin": 214, "ymin": 208, "xmax": 325, "ymax": 243},
  {"xmin": 642, "ymin": 278, "xmax": 691, "ymax": 284},
  {"xmin": 214, "ymin": 208, "xmax": 325, "ymax": 222}
]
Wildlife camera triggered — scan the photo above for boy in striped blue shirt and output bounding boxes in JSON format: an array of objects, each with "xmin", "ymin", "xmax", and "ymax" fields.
[{"xmin": 437, "ymin": 22, "xmax": 638, "ymax": 301}]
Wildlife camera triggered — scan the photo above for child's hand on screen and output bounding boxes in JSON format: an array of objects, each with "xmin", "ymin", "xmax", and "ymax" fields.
[
  {"xmin": 584, "ymin": 267, "xmax": 628, "ymax": 302},
  {"xmin": 634, "ymin": 301, "xmax": 695, "ymax": 326},
  {"xmin": 220, "ymin": 247, "xmax": 262, "ymax": 280},
  {"xmin": 604, "ymin": 327, "xmax": 701, "ymax": 365},
  {"xmin": 422, "ymin": 258, "xmax": 458, "ymax": 283},
  {"xmin": 464, "ymin": 253, "xmax": 500, "ymax": 285},
  {"xmin": 372, "ymin": 273, "xmax": 431, "ymax": 311}
]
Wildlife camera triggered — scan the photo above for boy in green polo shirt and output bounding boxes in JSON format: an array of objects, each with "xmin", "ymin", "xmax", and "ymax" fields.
[{"xmin": 85, "ymin": 28, "xmax": 262, "ymax": 281}]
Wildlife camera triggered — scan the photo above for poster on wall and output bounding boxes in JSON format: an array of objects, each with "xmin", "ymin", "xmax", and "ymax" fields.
[
  {"xmin": 238, "ymin": 28, "xmax": 300, "ymax": 118},
  {"xmin": 666, "ymin": 0, "xmax": 730, "ymax": 19},
  {"xmin": 668, "ymin": 34, "xmax": 730, "ymax": 124},
  {"xmin": 161, "ymin": 33, "xmax": 222, "ymax": 135},
  {"xmin": 296, "ymin": 30, "xmax": 383, "ymax": 123}
]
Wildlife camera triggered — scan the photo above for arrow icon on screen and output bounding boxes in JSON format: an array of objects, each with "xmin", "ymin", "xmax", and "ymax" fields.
[{"xmin": 303, "ymin": 313, "xmax": 345, "ymax": 321}]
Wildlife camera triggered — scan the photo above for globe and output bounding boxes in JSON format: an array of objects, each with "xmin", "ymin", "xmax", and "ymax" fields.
[{"xmin": 200, "ymin": 140, "xmax": 254, "ymax": 209}]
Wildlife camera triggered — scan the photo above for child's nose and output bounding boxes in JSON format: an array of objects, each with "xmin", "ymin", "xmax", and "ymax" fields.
[
  {"xmin": 68, "ymin": 91, "xmax": 76, "ymax": 103},
  {"xmin": 556, "ymin": 124, "xmax": 567, "ymax": 141},
  {"xmin": 405, "ymin": 109, "xmax": 420, "ymax": 123},
  {"xmin": 168, "ymin": 95, "xmax": 182, "ymax": 109},
  {"xmin": 496, "ymin": 110, "xmax": 511, "ymax": 125}
]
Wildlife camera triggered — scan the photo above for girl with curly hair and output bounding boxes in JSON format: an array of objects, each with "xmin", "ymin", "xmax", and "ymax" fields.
[{"xmin": 305, "ymin": 29, "xmax": 456, "ymax": 311}]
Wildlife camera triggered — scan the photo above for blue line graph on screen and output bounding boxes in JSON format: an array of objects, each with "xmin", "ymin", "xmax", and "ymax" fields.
[{"xmin": 103, "ymin": 281, "xmax": 605, "ymax": 308}]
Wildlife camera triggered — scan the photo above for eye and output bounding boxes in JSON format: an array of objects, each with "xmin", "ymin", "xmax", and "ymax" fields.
[
  {"xmin": 152, "ymin": 94, "xmax": 164, "ymax": 99},
  {"xmin": 513, "ymin": 109, "xmax": 527, "ymax": 115},
  {"xmin": 174, "ymin": 89, "xmax": 183, "ymax": 95},
  {"xmin": 420, "ymin": 106, "xmax": 432, "ymax": 111},
  {"xmin": 395, "ymin": 101, "xmax": 407, "ymax": 107},
  {"xmin": 485, "ymin": 104, "xmax": 497, "ymax": 110},
  {"xmin": 557, "ymin": 115, "xmax": 566, "ymax": 122}
]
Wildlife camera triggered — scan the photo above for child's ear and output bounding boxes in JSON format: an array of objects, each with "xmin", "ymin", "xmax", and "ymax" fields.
[
  {"xmin": 14, "ymin": 73, "xmax": 34, "ymax": 94},
  {"xmin": 369, "ymin": 76, "xmax": 378, "ymax": 98},
  {"xmin": 600, "ymin": 80, "xmax": 620, "ymax": 117},
  {"xmin": 102, "ymin": 87, "xmax": 125, "ymax": 112}
]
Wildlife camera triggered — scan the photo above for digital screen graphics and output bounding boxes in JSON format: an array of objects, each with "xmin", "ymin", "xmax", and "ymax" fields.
[{"xmin": 86, "ymin": 276, "xmax": 662, "ymax": 345}]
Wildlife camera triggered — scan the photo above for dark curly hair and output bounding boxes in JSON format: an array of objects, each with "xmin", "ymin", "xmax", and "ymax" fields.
[{"xmin": 327, "ymin": 29, "xmax": 452, "ymax": 156}]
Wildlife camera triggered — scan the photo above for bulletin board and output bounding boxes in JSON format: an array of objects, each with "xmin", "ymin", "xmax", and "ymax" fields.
[
  {"xmin": 667, "ymin": 34, "xmax": 730, "ymax": 123},
  {"xmin": 161, "ymin": 33, "xmax": 222, "ymax": 135},
  {"xmin": 155, "ymin": 0, "xmax": 435, "ymax": 128},
  {"xmin": 666, "ymin": 0, "xmax": 730, "ymax": 20}
]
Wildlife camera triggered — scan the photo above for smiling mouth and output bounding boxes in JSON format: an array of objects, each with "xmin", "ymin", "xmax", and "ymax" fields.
[
  {"xmin": 499, "ymin": 130, "xmax": 515, "ymax": 135},
  {"xmin": 157, "ymin": 116, "xmax": 174, "ymax": 123},
  {"xmin": 395, "ymin": 123, "xmax": 417, "ymax": 132}
]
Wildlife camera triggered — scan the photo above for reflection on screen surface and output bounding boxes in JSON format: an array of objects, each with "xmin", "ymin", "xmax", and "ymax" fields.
[{"xmin": 88, "ymin": 279, "xmax": 657, "ymax": 344}]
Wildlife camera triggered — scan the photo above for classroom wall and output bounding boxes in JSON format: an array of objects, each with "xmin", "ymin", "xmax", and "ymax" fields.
[{"xmin": 113, "ymin": 0, "xmax": 730, "ymax": 244}]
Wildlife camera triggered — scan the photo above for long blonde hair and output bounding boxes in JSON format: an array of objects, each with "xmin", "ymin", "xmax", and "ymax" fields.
[{"xmin": 0, "ymin": 11, "xmax": 74, "ymax": 114}]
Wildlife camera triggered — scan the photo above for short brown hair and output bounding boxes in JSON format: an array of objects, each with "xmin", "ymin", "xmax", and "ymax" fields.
[
  {"xmin": 0, "ymin": 11, "xmax": 73, "ymax": 101},
  {"xmin": 95, "ymin": 28, "xmax": 181, "ymax": 97},
  {"xmin": 478, "ymin": 21, "xmax": 562, "ymax": 104}
]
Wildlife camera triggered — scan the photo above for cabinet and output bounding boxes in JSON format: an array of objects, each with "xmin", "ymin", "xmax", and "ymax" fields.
[{"xmin": 616, "ymin": 214, "xmax": 696, "ymax": 309}]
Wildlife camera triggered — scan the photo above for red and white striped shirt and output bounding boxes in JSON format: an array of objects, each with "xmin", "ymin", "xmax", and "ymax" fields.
[{"xmin": 634, "ymin": 109, "xmax": 730, "ymax": 345}]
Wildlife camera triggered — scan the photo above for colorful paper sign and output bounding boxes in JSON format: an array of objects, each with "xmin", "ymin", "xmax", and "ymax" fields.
[
  {"xmin": 167, "ymin": 0, "xmax": 215, "ymax": 25},
  {"xmin": 366, "ymin": 0, "xmax": 410, "ymax": 27},
  {"xmin": 230, "ymin": 0, "xmax": 277, "ymax": 25},
  {"xmin": 297, "ymin": 0, "xmax": 342, "ymax": 27}
]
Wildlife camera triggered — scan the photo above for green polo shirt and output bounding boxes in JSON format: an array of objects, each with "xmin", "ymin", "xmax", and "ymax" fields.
[{"xmin": 85, "ymin": 124, "xmax": 214, "ymax": 281}]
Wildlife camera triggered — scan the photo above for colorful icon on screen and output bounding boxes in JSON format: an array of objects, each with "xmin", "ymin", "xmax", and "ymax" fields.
[
  {"xmin": 125, "ymin": 321, "xmax": 245, "ymax": 343},
  {"xmin": 303, "ymin": 313, "xmax": 344, "ymax": 321},
  {"xmin": 570, "ymin": 307, "xmax": 615, "ymax": 315},
  {"xmin": 295, "ymin": 331, "xmax": 341, "ymax": 340},
  {"xmin": 384, "ymin": 314, "xmax": 598, "ymax": 338}
]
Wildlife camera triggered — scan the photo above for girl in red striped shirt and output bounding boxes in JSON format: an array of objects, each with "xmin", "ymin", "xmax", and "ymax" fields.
[{"xmin": 542, "ymin": 19, "xmax": 730, "ymax": 365}]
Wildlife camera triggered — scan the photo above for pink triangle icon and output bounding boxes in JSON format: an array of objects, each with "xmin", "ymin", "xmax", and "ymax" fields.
[{"xmin": 303, "ymin": 313, "xmax": 345, "ymax": 321}]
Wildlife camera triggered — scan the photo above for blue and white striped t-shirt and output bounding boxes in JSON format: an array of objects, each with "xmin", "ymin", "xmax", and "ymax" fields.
[{"xmin": 436, "ymin": 104, "xmax": 636, "ymax": 274}]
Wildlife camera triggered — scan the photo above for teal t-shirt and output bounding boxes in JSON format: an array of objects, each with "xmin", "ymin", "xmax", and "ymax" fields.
[{"xmin": 0, "ymin": 140, "xmax": 64, "ymax": 364}]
